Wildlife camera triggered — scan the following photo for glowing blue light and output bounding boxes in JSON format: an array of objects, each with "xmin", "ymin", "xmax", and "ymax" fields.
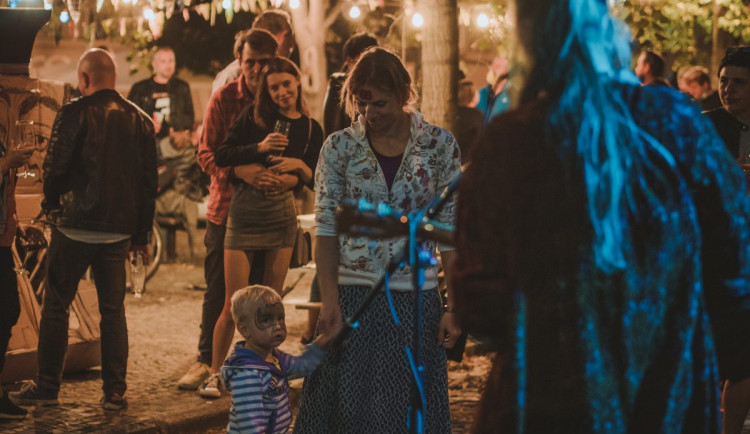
[{"xmin": 60, "ymin": 10, "xmax": 70, "ymax": 23}]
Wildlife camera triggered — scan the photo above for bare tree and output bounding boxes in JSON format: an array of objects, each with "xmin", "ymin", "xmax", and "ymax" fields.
[
  {"xmin": 420, "ymin": 0, "xmax": 458, "ymax": 133},
  {"xmin": 290, "ymin": 1, "xmax": 341, "ymax": 121}
]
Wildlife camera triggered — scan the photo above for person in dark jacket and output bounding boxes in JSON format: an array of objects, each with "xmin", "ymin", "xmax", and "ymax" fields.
[
  {"xmin": 454, "ymin": 79, "xmax": 483, "ymax": 163},
  {"xmin": 0, "ymin": 139, "xmax": 33, "ymax": 420},
  {"xmin": 682, "ymin": 66, "xmax": 722, "ymax": 111},
  {"xmin": 127, "ymin": 46, "xmax": 194, "ymax": 156},
  {"xmin": 706, "ymin": 47, "xmax": 750, "ymax": 161},
  {"xmin": 321, "ymin": 32, "xmax": 378, "ymax": 137},
  {"xmin": 453, "ymin": 0, "xmax": 750, "ymax": 432},
  {"xmin": 11, "ymin": 49, "xmax": 157, "ymax": 411},
  {"xmin": 128, "ymin": 46, "xmax": 200, "ymax": 257}
]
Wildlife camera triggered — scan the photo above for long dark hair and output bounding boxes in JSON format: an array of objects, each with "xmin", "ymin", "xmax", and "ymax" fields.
[{"xmin": 253, "ymin": 57, "xmax": 308, "ymax": 129}]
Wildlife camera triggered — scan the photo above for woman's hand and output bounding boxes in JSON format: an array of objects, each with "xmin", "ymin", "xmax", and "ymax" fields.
[
  {"xmin": 257, "ymin": 132, "xmax": 289, "ymax": 154},
  {"xmin": 0, "ymin": 148, "xmax": 33, "ymax": 174},
  {"xmin": 268, "ymin": 155, "xmax": 313, "ymax": 184},
  {"xmin": 267, "ymin": 156, "xmax": 302, "ymax": 174},
  {"xmin": 256, "ymin": 170, "xmax": 283, "ymax": 194},
  {"xmin": 437, "ymin": 310, "xmax": 461, "ymax": 349},
  {"xmin": 318, "ymin": 299, "xmax": 343, "ymax": 337}
]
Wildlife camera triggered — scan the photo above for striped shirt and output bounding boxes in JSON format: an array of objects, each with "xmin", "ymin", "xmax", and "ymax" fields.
[{"xmin": 222, "ymin": 342, "xmax": 325, "ymax": 433}]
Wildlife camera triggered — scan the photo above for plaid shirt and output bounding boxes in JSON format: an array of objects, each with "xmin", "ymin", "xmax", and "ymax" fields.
[{"xmin": 198, "ymin": 77, "xmax": 254, "ymax": 225}]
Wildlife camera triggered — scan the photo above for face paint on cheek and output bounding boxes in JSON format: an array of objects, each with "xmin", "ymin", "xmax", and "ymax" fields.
[{"xmin": 254, "ymin": 302, "xmax": 285, "ymax": 330}]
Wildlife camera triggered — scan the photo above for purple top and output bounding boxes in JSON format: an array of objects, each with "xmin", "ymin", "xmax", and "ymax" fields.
[{"xmin": 371, "ymin": 147, "xmax": 403, "ymax": 191}]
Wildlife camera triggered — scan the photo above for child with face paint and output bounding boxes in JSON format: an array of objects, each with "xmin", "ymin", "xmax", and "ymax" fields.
[{"xmin": 221, "ymin": 285, "xmax": 336, "ymax": 434}]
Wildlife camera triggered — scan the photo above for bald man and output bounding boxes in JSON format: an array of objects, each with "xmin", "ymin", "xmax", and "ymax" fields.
[{"xmin": 10, "ymin": 49, "xmax": 157, "ymax": 411}]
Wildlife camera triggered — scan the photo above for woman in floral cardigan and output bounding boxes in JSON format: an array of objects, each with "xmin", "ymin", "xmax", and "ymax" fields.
[{"xmin": 293, "ymin": 47, "xmax": 461, "ymax": 433}]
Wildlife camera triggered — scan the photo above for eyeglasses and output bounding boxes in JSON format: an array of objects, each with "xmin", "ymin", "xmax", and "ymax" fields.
[{"xmin": 246, "ymin": 58, "xmax": 271, "ymax": 68}]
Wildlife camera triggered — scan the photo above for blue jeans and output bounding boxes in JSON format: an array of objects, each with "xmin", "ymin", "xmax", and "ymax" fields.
[{"xmin": 37, "ymin": 228, "xmax": 130, "ymax": 396}]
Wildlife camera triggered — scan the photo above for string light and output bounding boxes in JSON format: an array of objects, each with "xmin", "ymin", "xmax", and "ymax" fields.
[
  {"xmin": 476, "ymin": 12, "xmax": 489, "ymax": 28},
  {"xmin": 143, "ymin": 6, "xmax": 155, "ymax": 20},
  {"xmin": 222, "ymin": 0, "xmax": 231, "ymax": 9},
  {"xmin": 289, "ymin": 0, "xmax": 300, "ymax": 9},
  {"xmin": 60, "ymin": 10, "xmax": 70, "ymax": 22},
  {"xmin": 349, "ymin": 5, "xmax": 361, "ymax": 19},
  {"xmin": 411, "ymin": 12, "xmax": 423, "ymax": 27}
]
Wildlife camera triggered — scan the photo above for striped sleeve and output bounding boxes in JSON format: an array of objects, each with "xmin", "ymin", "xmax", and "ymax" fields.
[
  {"xmin": 283, "ymin": 344, "xmax": 326, "ymax": 380},
  {"xmin": 224, "ymin": 368, "xmax": 271, "ymax": 434}
]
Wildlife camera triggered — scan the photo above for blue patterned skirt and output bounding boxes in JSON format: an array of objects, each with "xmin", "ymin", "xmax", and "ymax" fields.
[{"xmin": 293, "ymin": 285, "xmax": 451, "ymax": 433}]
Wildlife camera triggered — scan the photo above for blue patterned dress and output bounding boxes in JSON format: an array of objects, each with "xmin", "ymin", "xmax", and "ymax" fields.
[{"xmin": 453, "ymin": 83, "xmax": 750, "ymax": 433}]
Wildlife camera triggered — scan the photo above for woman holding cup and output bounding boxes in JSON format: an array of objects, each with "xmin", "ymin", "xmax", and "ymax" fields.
[{"xmin": 209, "ymin": 57, "xmax": 323, "ymax": 397}]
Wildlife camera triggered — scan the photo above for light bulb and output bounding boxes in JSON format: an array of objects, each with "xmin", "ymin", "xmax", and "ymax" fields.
[
  {"xmin": 143, "ymin": 7, "xmax": 155, "ymax": 20},
  {"xmin": 477, "ymin": 13, "xmax": 489, "ymax": 28},
  {"xmin": 349, "ymin": 5, "xmax": 361, "ymax": 19},
  {"xmin": 60, "ymin": 10, "xmax": 70, "ymax": 22},
  {"xmin": 289, "ymin": 0, "xmax": 299, "ymax": 9},
  {"xmin": 411, "ymin": 12, "xmax": 423, "ymax": 27}
]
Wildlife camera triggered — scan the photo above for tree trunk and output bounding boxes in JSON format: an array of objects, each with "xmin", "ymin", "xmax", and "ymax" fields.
[
  {"xmin": 290, "ymin": 1, "xmax": 327, "ymax": 123},
  {"xmin": 420, "ymin": 0, "xmax": 458, "ymax": 133},
  {"xmin": 711, "ymin": 1, "xmax": 734, "ymax": 88}
]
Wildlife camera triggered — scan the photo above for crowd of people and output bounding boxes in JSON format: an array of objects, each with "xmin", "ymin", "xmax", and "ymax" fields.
[{"xmin": 1, "ymin": 0, "xmax": 750, "ymax": 433}]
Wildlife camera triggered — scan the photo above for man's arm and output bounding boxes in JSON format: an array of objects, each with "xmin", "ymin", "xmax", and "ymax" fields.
[
  {"xmin": 197, "ymin": 95, "xmax": 232, "ymax": 182},
  {"xmin": 42, "ymin": 104, "xmax": 81, "ymax": 209},
  {"xmin": 134, "ymin": 119, "xmax": 157, "ymax": 248}
]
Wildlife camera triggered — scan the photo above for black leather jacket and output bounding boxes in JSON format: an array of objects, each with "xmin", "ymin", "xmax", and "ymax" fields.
[
  {"xmin": 322, "ymin": 72, "xmax": 349, "ymax": 137},
  {"xmin": 705, "ymin": 107, "xmax": 748, "ymax": 159},
  {"xmin": 43, "ymin": 89, "xmax": 157, "ymax": 245}
]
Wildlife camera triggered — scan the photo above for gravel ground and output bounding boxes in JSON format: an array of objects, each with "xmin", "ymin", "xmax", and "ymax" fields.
[
  {"xmin": 130, "ymin": 229, "xmax": 491, "ymax": 433},
  {"xmin": 2, "ymin": 228, "xmax": 490, "ymax": 433}
]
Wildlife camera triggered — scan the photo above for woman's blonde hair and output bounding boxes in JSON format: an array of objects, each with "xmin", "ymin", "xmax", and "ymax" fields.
[{"xmin": 340, "ymin": 47, "xmax": 417, "ymax": 120}]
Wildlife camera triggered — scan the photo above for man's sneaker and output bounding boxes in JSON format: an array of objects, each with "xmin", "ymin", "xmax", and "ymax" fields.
[
  {"xmin": 101, "ymin": 392, "xmax": 127, "ymax": 411},
  {"xmin": 199, "ymin": 373, "xmax": 222, "ymax": 399},
  {"xmin": 177, "ymin": 361, "xmax": 210, "ymax": 390},
  {"xmin": 0, "ymin": 392, "xmax": 28, "ymax": 419},
  {"xmin": 9, "ymin": 382, "xmax": 59, "ymax": 407}
]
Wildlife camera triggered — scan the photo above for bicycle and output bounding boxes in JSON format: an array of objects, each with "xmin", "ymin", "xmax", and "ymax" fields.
[{"xmin": 14, "ymin": 213, "xmax": 163, "ymax": 304}]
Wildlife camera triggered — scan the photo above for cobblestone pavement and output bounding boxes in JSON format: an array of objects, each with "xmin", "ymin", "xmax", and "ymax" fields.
[{"xmin": 0, "ymin": 229, "xmax": 491, "ymax": 433}]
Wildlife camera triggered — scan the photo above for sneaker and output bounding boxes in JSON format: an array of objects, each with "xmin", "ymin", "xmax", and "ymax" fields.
[
  {"xmin": 101, "ymin": 392, "xmax": 127, "ymax": 411},
  {"xmin": 177, "ymin": 361, "xmax": 210, "ymax": 390},
  {"xmin": 9, "ymin": 382, "xmax": 59, "ymax": 407},
  {"xmin": 0, "ymin": 392, "xmax": 28, "ymax": 419},
  {"xmin": 199, "ymin": 373, "xmax": 222, "ymax": 399}
]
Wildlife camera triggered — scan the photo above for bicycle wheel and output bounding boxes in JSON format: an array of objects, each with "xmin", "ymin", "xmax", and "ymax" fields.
[{"xmin": 146, "ymin": 222, "xmax": 162, "ymax": 280}]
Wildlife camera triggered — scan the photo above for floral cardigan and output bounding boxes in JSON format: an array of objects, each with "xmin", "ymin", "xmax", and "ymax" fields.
[{"xmin": 315, "ymin": 111, "xmax": 461, "ymax": 291}]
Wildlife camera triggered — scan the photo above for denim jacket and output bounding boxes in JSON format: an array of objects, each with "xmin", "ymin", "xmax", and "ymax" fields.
[{"xmin": 315, "ymin": 111, "xmax": 461, "ymax": 291}]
